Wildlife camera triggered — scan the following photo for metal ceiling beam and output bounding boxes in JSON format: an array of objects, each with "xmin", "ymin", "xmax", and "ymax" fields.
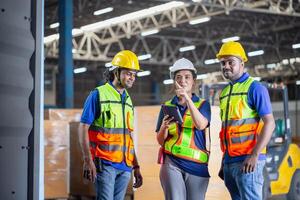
[{"xmin": 44, "ymin": 0, "xmax": 300, "ymax": 83}]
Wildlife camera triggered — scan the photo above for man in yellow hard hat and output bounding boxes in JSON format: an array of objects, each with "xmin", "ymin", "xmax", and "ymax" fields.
[
  {"xmin": 216, "ymin": 41, "xmax": 275, "ymax": 200},
  {"xmin": 78, "ymin": 50, "xmax": 143, "ymax": 200}
]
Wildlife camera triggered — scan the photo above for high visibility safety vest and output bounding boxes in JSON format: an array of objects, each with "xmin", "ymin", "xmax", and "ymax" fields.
[
  {"xmin": 163, "ymin": 99, "xmax": 209, "ymax": 164},
  {"xmin": 219, "ymin": 77, "xmax": 265, "ymax": 157},
  {"xmin": 88, "ymin": 83, "xmax": 135, "ymax": 167}
]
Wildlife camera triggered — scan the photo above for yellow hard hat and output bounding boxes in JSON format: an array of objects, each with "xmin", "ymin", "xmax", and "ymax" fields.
[
  {"xmin": 216, "ymin": 41, "xmax": 248, "ymax": 62},
  {"xmin": 111, "ymin": 50, "xmax": 142, "ymax": 71}
]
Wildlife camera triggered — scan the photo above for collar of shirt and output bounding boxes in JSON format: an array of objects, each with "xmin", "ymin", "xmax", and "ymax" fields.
[
  {"xmin": 170, "ymin": 93, "xmax": 199, "ymax": 107},
  {"xmin": 109, "ymin": 81, "xmax": 127, "ymax": 102},
  {"xmin": 231, "ymin": 72, "xmax": 249, "ymax": 85}
]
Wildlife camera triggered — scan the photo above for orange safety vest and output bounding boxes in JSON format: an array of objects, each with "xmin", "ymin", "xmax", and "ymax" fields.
[
  {"xmin": 219, "ymin": 77, "xmax": 265, "ymax": 157},
  {"xmin": 88, "ymin": 83, "xmax": 135, "ymax": 166}
]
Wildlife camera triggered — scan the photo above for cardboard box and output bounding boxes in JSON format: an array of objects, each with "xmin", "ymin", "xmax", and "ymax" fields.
[
  {"xmin": 45, "ymin": 170, "xmax": 69, "ymax": 199},
  {"xmin": 45, "ymin": 146, "xmax": 69, "ymax": 172},
  {"xmin": 46, "ymin": 109, "xmax": 82, "ymax": 122},
  {"xmin": 44, "ymin": 120, "xmax": 70, "ymax": 146}
]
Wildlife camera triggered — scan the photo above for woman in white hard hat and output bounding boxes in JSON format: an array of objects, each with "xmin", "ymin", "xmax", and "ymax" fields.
[{"xmin": 155, "ymin": 58, "xmax": 211, "ymax": 200}]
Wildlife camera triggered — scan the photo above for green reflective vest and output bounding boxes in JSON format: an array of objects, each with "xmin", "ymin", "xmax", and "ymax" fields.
[
  {"xmin": 163, "ymin": 99, "xmax": 209, "ymax": 164},
  {"xmin": 88, "ymin": 83, "xmax": 135, "ymax": 166},
  {"xmin": 219, "ymin": 77, "xmax": 265, "ymax": 157}
]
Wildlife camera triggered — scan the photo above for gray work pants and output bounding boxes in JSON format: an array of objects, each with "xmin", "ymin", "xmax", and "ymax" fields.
[{"xmin": 159, "ymin": 156, "xmax": 209, "ymax": 200}]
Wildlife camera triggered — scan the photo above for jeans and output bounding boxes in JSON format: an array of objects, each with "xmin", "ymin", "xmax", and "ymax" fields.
[
  {"xmin": 223, "ymin": 160, "xmax": 265, "ymax": 200},
  {"xmin": 95, "ymin": 164, "xmax": 131, "ymax": 200}
]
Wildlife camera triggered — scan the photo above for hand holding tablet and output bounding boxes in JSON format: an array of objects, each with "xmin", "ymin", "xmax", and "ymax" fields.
[{"xmin": 161, "ymin": 105, "xmax": 183, "ymax": 124}]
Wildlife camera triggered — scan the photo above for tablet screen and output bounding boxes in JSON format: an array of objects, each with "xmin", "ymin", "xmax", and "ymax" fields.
[{"xmin": 161, "ymin": 105, "xmax": 183, "ymax": 124}]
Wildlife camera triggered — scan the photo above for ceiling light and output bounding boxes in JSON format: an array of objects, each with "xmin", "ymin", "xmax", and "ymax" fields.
[
  {"xmin": 197, "ymin": 74, "xmax": 208, "ymax": 80},
  {"xmin": 282, "ymin": 59, "xmax": 289, "ymax": 65},
  {"xmin": 93, "ymin": 7, "xmax": 114, "ymax": 16},
  {"xmin": 141, "ymin": 29, "xmax": 159, "ymax": 36},
  {"xmin": 296, "ymin": 80, "xmax": 300, "ymax": 85},
  {"xmin": 248, "ymin": 50, "xmax": 264, "ymax": 57},
  {"xmin": 49, "ymin": 22, "xmax": 59, "ymax": 29},
  {"xmin": 292, "ymin": 43, "xmax": 300, "ymax": 49},
  {"xmin": 74, "ymin": 67, "xmax": 87, "ymax": 74},
  {"xmin": 290, "ymin": 58, "xmax": 296, "ymax": 64},
  {"xmin": 163, "ymin": 79, "xmax": 174, "ymax": 85},
  {"xmin": 204, "ymin": 59, "xmax": 219, "ymax": 65},
  {"xmin": 81, "ymin": 1, "xmax": 185, "ymax": 31},
  {"xmin": 137, "ymin": 70, "xmax": 151, "ymax": 77},
  {"xmin": 138, "ymin": 54, "xmax": 152, "ymax": 60},
  {"xmin": 222, "ymin": 36, "xmax": 240, "ymax": 43},
  {"xmin": 189, "ymin": 16, "xmax": 211, "ymax": 25},
  {"xmin": 266, "ymin": 63, "xmax": 276, "ymax": 69},
  {"xmin": 72, "ymin": 49, "xmax": 77, "ymax": 54},
  {"xmin": 179, "ymin": 45, "xmax": 195, "ymax": 52}
]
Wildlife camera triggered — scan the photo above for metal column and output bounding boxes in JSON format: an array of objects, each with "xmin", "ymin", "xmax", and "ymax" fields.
[
  {"xmin": 57, "ymin": 0, "xmax": 73, "ymax": 108},
  {"xmin": 0, "ymin": 0, "xmax": 44, "ymax": 199}
]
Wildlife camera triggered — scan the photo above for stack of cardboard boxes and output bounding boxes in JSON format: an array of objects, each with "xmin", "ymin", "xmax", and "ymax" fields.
[{"xmin": 44, "ymin": 109, "xmax": 133, "ymax": 199}]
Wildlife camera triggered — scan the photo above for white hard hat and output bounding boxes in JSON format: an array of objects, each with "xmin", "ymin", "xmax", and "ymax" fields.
[{"xmin": 169, "ymin": 58, "xmax": 197, "ymax": 79}]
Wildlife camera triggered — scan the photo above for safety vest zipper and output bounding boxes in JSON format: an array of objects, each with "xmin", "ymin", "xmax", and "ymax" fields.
[
  {"xmin": 224, "ymin": 84, "xmax": 233, "ymax": 151},
  {"xmin": 122, "ymin": 96, "xmax": 126, "ymax": 163}
]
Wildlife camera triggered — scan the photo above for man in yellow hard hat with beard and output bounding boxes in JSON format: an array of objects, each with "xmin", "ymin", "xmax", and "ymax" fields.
[
  {"xmin": 217, "ymin": 41, "xmax": 275, "ymax": 200},
  {"xmin": 78, "ymin": 50, "xmax": 143, "ymax": 200}
]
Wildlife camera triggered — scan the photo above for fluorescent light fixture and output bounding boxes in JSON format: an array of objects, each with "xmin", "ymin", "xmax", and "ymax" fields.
[
  {"xmin": 43, "ymin": 28, "xmax": 84, "ymax": 44},
  {"xmin": 189, "ymin": 16, "xmax": 211, "ymax": 25},
  {"xmin": 197, "ymin": 74, "xmax": 208, "ymax": 80},
  {"xmin": 93, "ymin": 7, "xmax": 114, "ymax": 16},
  {"xmin": 137, "ymin": 70, "xmax": 151, "ymax": 77},
  {"xmin": 253, "ymin": 77, "xmax": 262, "ymax": 81},
  {"xmin": 290, "ymin": 58, "xmax": 296, "ymax": 64},
  {"xmin": 282, "ymin": 59, "xmax": 289, "ymax": 65},
  {"xmin": 49, "ymin": 22, "xmax": 59, "ymax": 29},
  {"xmin": 292, "ymin": 43, "xmax": 300, "ymax": 49},
  {"xmin": 74, "ymin": 67, "xmax": 87, "ymax": 74},
  {"xmin": 141, "ymin": 29, "xmax": 159, "ymax": 36},
  {"xmin": 222, "ymin": 36, "xmax": 240, "ymax": 43},
  {"xmin": 163, "ymin": 79, "xmax": 174, "ymax": 85},
  {"xmin": 204, "ymin": 59, "xmax": 219, "ymax": 65},
  {"xmin": 138, "ymin": 54, "xmax": 151, "ymax": 60},
  {"xmin": 192, "ymin": 0, "xmax": 202, "ymax": 2},
  {"xmin": 81, "ymin": 1, "xmax": 184, "ymax": 31},
  {"xmin": 296, "ymin": 80, "xmax": 300, "ymax": 85},
  {"xmin": 248, "ymin": 50, "xmax": 264, "ymax": 57},
  {"xmin": 179, "ymin": 45, "xmax": 195, "ymax": 52},
  {"xmin": 44, "ymin": 34, "xmax": 59, "ymax": 44},
  {"xmin": 266, "ymin": 63, "xmax": 276, "ymax": 69},
  {"xmin": 105, "ymin": 62, "xmax": 112, "ymax": 67}
]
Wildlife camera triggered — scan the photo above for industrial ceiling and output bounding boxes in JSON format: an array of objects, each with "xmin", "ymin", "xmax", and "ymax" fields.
[{"xmin": 44, "ymin": 0, "xmax": 300, "ymax": 106}]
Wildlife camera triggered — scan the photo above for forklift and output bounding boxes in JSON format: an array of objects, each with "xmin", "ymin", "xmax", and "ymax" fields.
[{"xmin": 201, "ymin": 83, "xmax": 300, "ymax": 200}]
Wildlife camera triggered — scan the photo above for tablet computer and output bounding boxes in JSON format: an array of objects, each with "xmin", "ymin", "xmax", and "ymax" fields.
[{"xmin": 161, "ymin": 105, "xmax": 183, "ymax": 124}]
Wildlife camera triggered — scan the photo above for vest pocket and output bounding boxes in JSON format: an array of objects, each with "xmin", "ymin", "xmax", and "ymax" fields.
[
  {"xmin": 97, "ymin": 132, "xmax": 122, "ymax": 142},
  {"xmin": 102, "ymin": 110, "xmax": 117, "ymax": 128},
  {"xmin": 229, "ymin": 131, "xmax": 256, "ymax": 156}
]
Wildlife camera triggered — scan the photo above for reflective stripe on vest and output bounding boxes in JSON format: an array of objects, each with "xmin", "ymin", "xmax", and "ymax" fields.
[
  {"xmin": 163, "ymin": 99, "xmax": 209, "ymax": 163},
  {"xmin": 88, "ymin": 83, "xmax": 135, "ymax": 166},
  {"xmin": 219, "ymin": 77, "xmax": 266, "ymax": 157}
]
